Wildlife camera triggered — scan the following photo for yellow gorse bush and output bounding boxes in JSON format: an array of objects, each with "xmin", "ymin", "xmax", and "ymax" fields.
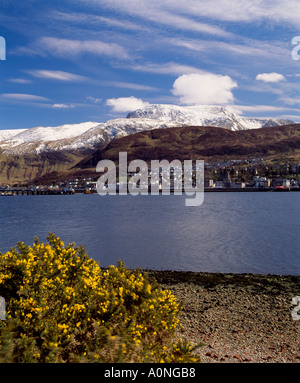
[{"xmin": 0, "ymin": 234, "xmax": 200, "ymax": 363}]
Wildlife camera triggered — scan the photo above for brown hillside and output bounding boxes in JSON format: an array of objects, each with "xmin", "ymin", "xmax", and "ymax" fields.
[
  {"xmin": 0, "ymin": 150, "xmax": 89, "ymax": 185},
  {"xmin": 77, "ymin": 124, "xmax": 300, "ymax": 168}
]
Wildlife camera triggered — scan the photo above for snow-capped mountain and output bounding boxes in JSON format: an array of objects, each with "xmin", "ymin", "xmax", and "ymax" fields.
[
  {"xmin": 127, "ymin": 104, "xmax": 293, "ymax": 131},
  {"xmin": 0, "ymin": 121, "xmax": 101, "ymax": 154},
  {"xmin": 0, "ymin": 104, "xmax": 294, "ymax": 155},
  {"xmin": 0, "ymin": 119, "xmax": 177, "ymax": 155}
]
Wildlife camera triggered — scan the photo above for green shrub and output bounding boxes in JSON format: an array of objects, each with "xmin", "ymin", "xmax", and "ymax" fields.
[{"xmin": 0, "ymin": 234, "xmax": 200, "ymax": 363}]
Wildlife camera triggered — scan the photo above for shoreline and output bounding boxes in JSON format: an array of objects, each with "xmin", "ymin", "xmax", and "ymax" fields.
[
  {"xmin": 144, "ymin": 269, "xmax": 300, "ymax": 283},
  {"xmin": 1, "ymin": 188, "xmax": 300, "ymax": 196},
  {"xmin": 145, "ymin": 269, "xmax": 300, "ymax": 363}
]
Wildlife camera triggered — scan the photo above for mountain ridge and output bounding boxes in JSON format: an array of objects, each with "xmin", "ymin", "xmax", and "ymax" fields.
[
  {"xmin": 0, "ymin": 104, "xmax": 297, "ymax": 184},
  {"xmin": 127, "ymin": 104, "xmax": 293, "ymax": 131},
  {"xmin": 0, "ymin": 104, "xmax": 294, "ymax": 156}
]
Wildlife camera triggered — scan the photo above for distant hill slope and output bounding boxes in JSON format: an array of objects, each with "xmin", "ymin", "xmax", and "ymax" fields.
[
  {"xmin": 0, "ymin": 150, "xmax": 86, "ymax": 185},
  {"xmin": 76, "ymin": 124, "xmax": 300, "ymax": 169}
]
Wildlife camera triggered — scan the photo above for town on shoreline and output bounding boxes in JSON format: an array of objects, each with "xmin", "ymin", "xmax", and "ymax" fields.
[{"xmin": 1, "ymin": 157, "xmax": 299, "ymax": 195}]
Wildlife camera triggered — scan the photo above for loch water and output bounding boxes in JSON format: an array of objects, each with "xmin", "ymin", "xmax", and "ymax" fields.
[{"xmin": 0, "ymin": 192, "xmax": 299, "ymax": 275}]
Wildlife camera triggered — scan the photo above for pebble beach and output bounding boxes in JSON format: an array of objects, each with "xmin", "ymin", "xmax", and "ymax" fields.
[{"xmin": 146, "ymin": 270, "xmax": 300, "ymax": 363}]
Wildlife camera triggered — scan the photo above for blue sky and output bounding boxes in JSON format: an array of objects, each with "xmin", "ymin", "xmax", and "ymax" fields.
[{"xmin": 1, "ymin": 0, "xmax": 300, "ymax": 130}]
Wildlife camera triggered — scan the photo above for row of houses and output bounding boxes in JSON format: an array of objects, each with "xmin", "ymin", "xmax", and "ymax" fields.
[{"xmin": 205, "ymin": 176, "xmax": 300, "ymax": 189}]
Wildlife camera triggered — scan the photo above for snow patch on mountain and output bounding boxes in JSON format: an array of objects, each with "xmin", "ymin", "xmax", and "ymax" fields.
[
  {"xmin": 7, "ymin": 121, "xmax": 100, "ymax": 143},
  {"xmin": 0, "ymin": 129, "xmax": 27, "ymax": 141}
]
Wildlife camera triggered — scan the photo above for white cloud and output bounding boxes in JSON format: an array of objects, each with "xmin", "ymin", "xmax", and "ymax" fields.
[
  {"xmin": 124, "ymin": 62, "xmax": 207, "ymax": 76},
  {"xmin": 1, "ymin": 93, "xmax": 49, "ymax": 102},
  {"xmin": 164, "ymin": 0, "xmax": 300, "ymax": 25},
  {"xmin": 86, "ymin": 0, "xmax": 232, "ymax": 37},
  {"xmin": 228, "ymin": 104, "xmax": 300, "ymax": 120},
  {"xmin": 157, "ymin": 0, "xmax": 296, "ymax": 24},
  {"xmin": 228, "ymin": 104, "xmax": 287, "ymax": 114},
  {"xmin": 84, "ymin": 0, "xmax": 300, "ymax": 28},
  {"xmin": 53, "ymin": 11, "xmax": 149, "ymax": 32},
  {"xmin": 27, "ymin": 70, "xmax": 87, "ymax": 82},
  {"xmin": 279, "ymin": 114, "xmax": 300, "ymax": 122},
  {"xmin": 106, "ymin": 96, "xmax": 150, "ymax": 113},
  {"xmin": 9, "ymin": 78, "xmax": 32, "ymax": 84},
  {"xmin": 279, "ymin": 96, "xmax": 300, "ymax": 105},
  {"xmin": 86, "ymin": 96, "xmax": 102, "ymax": 104},
  {"xmin": 172, "ymin": 73, "xmax": 237, "ymax": 105},
  {"xmin": 37, "ymin": 37, "xmax": 130, "ymax": 60},
  {"xmin": 17, "ymin": 37, "xmax": 130, "ymax": 60},
  {"xmin": 103, "ymin": 81, "xmax": 159, "ymax": 92},
  {"xmin": 52, "ymin": 103, "xmax": 74, "ymax": 109},
  {"xmin": 144, "ymin": 10, "xmax": 232, "ymax": 37},
  {"xmin": 170, "ymin": 38, "xmax": 290, "ymax": 61},
  {"xmin": 256, "ymin": 73, "xmax": 285, "ymax": 83}
]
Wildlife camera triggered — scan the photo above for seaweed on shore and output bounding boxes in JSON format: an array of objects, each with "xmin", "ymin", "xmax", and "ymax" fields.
[{"xmin": 144, "ymin": 269, "xmax": 300, "ymax": 296}]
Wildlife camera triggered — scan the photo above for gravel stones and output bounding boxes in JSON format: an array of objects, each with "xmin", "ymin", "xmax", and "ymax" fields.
[{"xmin": 146, "ymin": 270, "xmax": 300, "ymax": 363}]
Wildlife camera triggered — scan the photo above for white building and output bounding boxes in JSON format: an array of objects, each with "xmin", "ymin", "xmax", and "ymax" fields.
[{"xmin": 253, "ymin": 176, "xmax": 270, "ymax": 188}]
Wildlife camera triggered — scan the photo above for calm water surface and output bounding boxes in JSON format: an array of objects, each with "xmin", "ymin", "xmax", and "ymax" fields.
[{"xmin": 0, "ymin": 192, "xmax": 299, "ymax": 275}]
